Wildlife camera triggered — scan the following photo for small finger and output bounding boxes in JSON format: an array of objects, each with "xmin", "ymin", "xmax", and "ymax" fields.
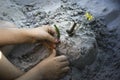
[
  {"xmin": 61, "ymin": 67, "xmax": 70, "ymax": 73},
  {"xmin": 45, "ymin": 33, "xmax": 56, "ymax": 43},
  {"xmin": 55, "ymin": 55, "xmax": 68, "ymax": 62},
  {"xmin": 47, "ymin": 26, "xmax": 57, "ymax": 35},
  {"xmin": 60, "ymin": 61, "xmax": 70, "ymax": 68},
  {"xmin": 59, "ymin": 67, "xmax": 70, "ymax": 78},
  {"xmin": 48, "ymin": 28, "xmax": 56, "ymax": 36}
]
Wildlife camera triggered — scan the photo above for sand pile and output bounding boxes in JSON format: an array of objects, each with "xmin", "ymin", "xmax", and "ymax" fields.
[{"xmin": 0, "ymin": 0, "xmax": 120, "ymax": 80}]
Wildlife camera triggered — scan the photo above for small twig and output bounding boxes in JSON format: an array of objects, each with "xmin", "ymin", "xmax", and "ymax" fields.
[{"xmin": 66, "ymin": 21, "xmax": 77, "ymax": 37}]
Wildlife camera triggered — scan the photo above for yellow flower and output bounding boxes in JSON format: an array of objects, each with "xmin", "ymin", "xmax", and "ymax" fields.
[{"xmin": 85, "ymin": 12, "xmax": 94, "ymax": 21}]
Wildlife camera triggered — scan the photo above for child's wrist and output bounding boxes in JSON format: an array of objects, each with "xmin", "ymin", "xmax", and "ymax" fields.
[{"xmin": 22, "ymin": 28, "xmax": 36, "ymax": 43}]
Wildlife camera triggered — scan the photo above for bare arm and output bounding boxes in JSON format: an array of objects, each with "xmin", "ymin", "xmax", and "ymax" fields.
[
  {"xmin": 0, "ymin": 28, "xmax": 32, "ymax": 46},
  {"xmin": 0, "ymin": 25, "xmax": 57, "ymax": 46}
]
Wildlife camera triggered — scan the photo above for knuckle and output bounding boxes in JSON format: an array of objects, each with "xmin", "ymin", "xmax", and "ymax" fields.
[
  {"xmin": 65, "ymin": 67, "xmax": 70, "ymax": 71},
  {"xmin": 66, "ymin": 61, "xmax": 70, "ymax": 65}
]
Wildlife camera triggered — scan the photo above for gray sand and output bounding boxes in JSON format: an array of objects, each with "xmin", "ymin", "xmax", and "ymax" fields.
[{"xmin": 0, "ymin": 0, "xmax": 120, "ymax": 80}]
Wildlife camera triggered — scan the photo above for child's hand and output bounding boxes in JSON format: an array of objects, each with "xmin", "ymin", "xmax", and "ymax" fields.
[
  {"xmin": 29, "ymin": 25, "xmax": 57, "ymax": 42},
  {"xmin": 28, "ymin": 25, "xmax": 59, "ymax": 48}
]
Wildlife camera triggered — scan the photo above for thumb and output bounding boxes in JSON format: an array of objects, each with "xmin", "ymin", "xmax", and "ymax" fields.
[
  {"xmin": 43, "ymin": 41, "xmax": 56, "ymax": 49},
  {"xmin": 48, "ymin": 49, "xmax": 56, "ymax": 58}
]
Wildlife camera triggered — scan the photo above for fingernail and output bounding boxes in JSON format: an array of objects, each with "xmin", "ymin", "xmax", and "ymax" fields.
[
  {"xmin": 55, "ymin": 39, "xmax": 61, "ymax": 43},
  {"xmin": 55, "ymin": 39, "xmax": 58, "ymax": 43},
  {"xmin": 53, "ymin": 44, "xmax": 56, "ymax": 49},
  {"xmin": 57, "ymin": 40, "xmax": 61, "ymax": 43}
]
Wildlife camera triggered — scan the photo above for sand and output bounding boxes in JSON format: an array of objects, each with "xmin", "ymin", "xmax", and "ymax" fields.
[{"xmin": 0, "ymin": 0, "xmax": 120, "ymax": 80}]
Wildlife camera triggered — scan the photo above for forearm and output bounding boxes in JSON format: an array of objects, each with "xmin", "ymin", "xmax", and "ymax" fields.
[
  {"xmin": 0, "ymin": 51, "xmax": 24, "ymax": 80},
  {"xmin": 15, "ymin": 71, "xmax": 43, "ymax": 80},
  {"xmin": 0, "ymin": 28, "xmax": 33, "ymax": 46},
  {"xmin": 15, "ymin": 66, "xmax": 43, "ymax": 80}
]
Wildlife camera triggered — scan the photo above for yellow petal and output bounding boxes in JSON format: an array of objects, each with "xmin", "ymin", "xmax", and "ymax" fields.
[{"xmin": 85, "ymin": 12, "xmax": 94, "ymax": 21}]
